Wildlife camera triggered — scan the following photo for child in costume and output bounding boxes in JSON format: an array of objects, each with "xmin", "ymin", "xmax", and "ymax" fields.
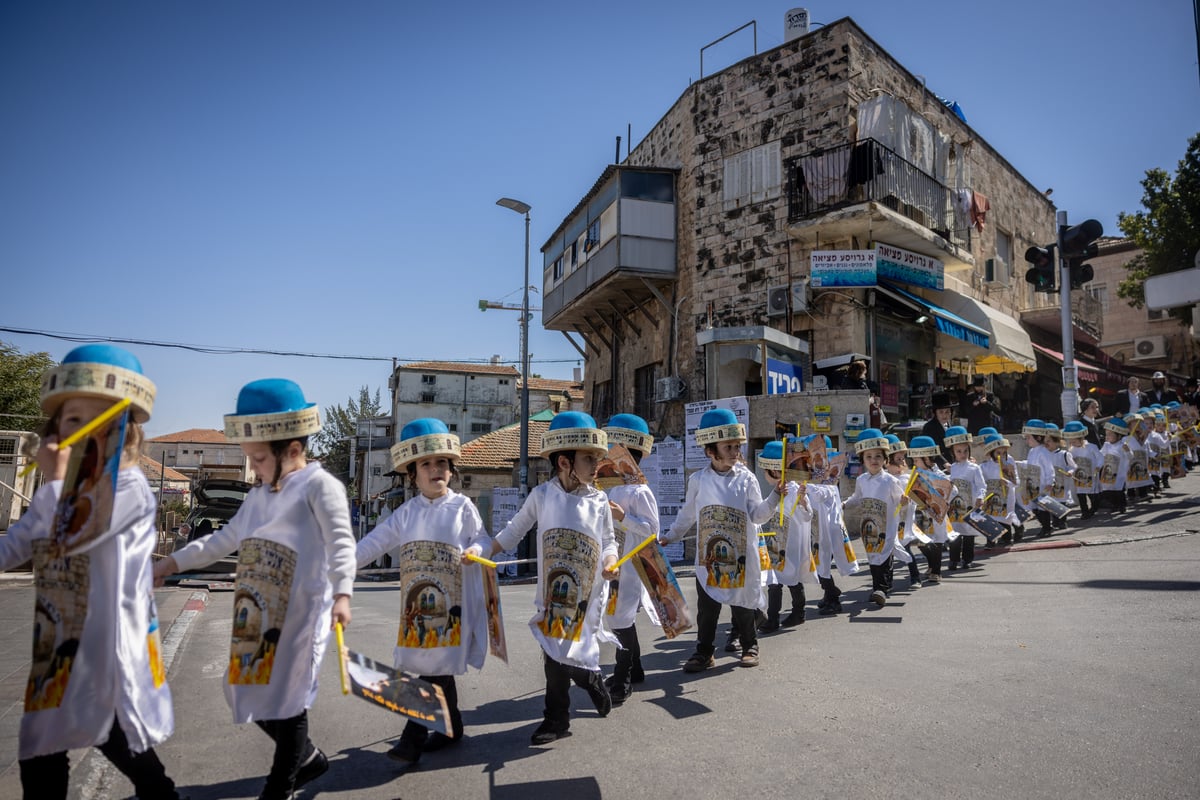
[
  {"xmin": 906, "ymin": 436, "xmax": 953, "ymax": 584},
  {"xmin": 1123, "ymin": 413, "xmax": 1153, "ymax": 504},
  {"xmin": 0, "ymin": 345, "xmax": 180, "ymax": 800},
  {"xmin": 659, "ymin": 409, "xmax": 778, "ymax": 670},
  {"xmin": 599, "ymin": 413, "xmax": 661, "ymax": 705},
  {"xmin": 354, "ymin": 418, "xmax": 488, "ymax": 765},
  {"xmin": 154, "ymin": 379, "xmax": 355, "ymax": 800},
  {"xmin": 944, "ymin": 426, "xmax": 985, "ymax": 569},
  {"xmin": 474, "ymin": 412, "xmax": 619, "ymax": 745},
  {"xmin": 1147, "ymin": 408, "xmax": 1171, "ymax": 493},
  {"xmin": 802, "ymin": 434, "xmax": 859, "ymax": 614},
  {"xmin": 886, "ymin": 435, "xmax": 924, "ymax": 589},
  {"xmin": 1019, "ymin": 419, "xmax": 1056, "ymax": 537},
  {"xmin": 756, "ymin": 437, "xmax": 813, "ymax": 631},
  {"xmin": 978, "ymin": 434, "xmax": 1020, "ymax": 543},
  {"xmin": 1099, "ymin": 417, "xmax": 1131, "ymax": 513},
  {"xmin": 1043, "ymin": 424, "xmax": 1075, "ymax": 532},
  {"xmin": 843, "ymin": 428, "xmax": 905, "ymax": 605},
  {"xmin": 1063, "ymin": 421, "xmax": 1100, "ymax": 519}
]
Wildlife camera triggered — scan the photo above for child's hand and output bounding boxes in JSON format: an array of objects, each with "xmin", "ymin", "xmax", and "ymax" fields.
[
  {"xmin": 461, "ymin": 544, "xmax": 483, "ymax": 564},
  {"xmin": 331, "ymin": 594, "xmax": 352, "ymax": 630},
  {"xmin": 608, "ymin": 500, "xmax": 626, "ymax": 522},
  {"xmin": 36, "ymin": 436, "xmax": 72, "ymax": 482},
  {"xmin": 152, "ymin": 556, "xmax": 178, "ymax": 588},
  {"xmin": 601, "ymin": 555, "xmax": 619, "ymax": 581}
]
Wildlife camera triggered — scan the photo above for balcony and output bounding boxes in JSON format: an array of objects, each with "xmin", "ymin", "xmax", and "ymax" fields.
[
  {"xmin": 1019, "ymin": 289, "xmax": 1104, "ymax": 345},
  {"xmin": 786, "ymin": 138, "xmax": 974, "ymax": 271},
  {"xmin": 541, "ymin": 167, "xmax": 678, "ymax": 341}
]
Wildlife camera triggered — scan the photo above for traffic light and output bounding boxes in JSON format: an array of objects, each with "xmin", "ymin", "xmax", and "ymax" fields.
[
  {"xmin": 1060, "ymin": 219, "xmax": 1102, "ymax": 290},
  {"xmin": 1025, "ymin": 244, "xmax": 1057, "ymax": 292}
]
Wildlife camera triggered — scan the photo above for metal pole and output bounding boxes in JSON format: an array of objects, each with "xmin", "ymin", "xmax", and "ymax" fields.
[
  {"xmin": 1057, "ymin": 210, "xmax": 1079, "ymax": 422},
  {"xmin": 520, "ymin": 210, "xmax": 531, "ymax": 498}
]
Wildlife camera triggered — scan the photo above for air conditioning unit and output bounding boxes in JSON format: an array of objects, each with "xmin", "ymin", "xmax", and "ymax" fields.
[
  {"xmin": 655, "ymin": 376, "xmax": 686, "ymax": 403},
  {"xmin": 767, "ymin": 280, "xmax": 807, "ymax": 317},
  {"xmin": 1132, "ymin": 335, "xmax": 1166, "ymax": 360},
  {"xmin": 984, "ymin": 257, "xmax": 1009, "ymax": 286}
]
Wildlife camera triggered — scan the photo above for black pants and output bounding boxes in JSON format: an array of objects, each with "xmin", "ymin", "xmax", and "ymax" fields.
[
  {"xmin": 765, "ymin": 583, "xmax": 806, "ymax": 623},
  {"xmin": 542, "ymin": 653, "xmax": 602, "ymax": 730},
  {"xmin": 1078, "ymin": 493, "xmax": 1095, "ymax": 516},
  {"xmin": 919, "ymin": 542, "xmax": 944, "ymax": 575},
  {"xmin": 19, "ymin": 716, "xmax": 178, "ymax": 800},
  {"xmin": 1105, "ymin": 489, "xmax": 1128, "ymax": 512},
  {"xmin": 868, "ymin": 557, "xmax": 893, "ymax": 592},
  {"xmin": 254, "ymin": 710, "xmax": 314, "ymax": 798},
  {"xmin": 611, "ymin": 625, "xmax": 641, "ymax": 687},
  {"xmin": 399, "ymin": 674, "xmax": 462, "ymax": 744},
  {"xmin": 949, "ymin": 536, "xmax": 975, "ymax": 565},
  {"xmin": 694, "ymin": 578, "xmax": 756, "ymax": 656},
  {"xmin": 896, "ymin": 542, "xmax": 921, "ymax": 582},
  {"xmin": 818, "ymin": 574, "xmax": 842, "ymax": 603}
]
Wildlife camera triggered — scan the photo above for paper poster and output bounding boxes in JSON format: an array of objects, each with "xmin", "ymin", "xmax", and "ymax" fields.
[
  {"xmin": 480, "ymin": 567, "xmax": 508, "ymax": 663},
  {"xmin": 698, "ymin": 505, "xmax": 747, "ymax": 589},
  {"xmin": 50, "ymin": 409, "xmax": 128, "ymax": 557},
  {"xmin": 229, "ymin": 538, "xmax": 296, "ymax": 685},
  {"xmin": 596, "ymin": 444, "xmax": 647, "ymax": 491},
  {"xmin": 948, "ymin": 479, "xmax": 972, "ymax": 523},
  {"xmin": 396, "ymin": 541, "xmax": 463, "ymax": 650},
  {"xmin": 630, "ymin": 543, "xmax": 693, "ymax": 639},
  {"xmin": 644, "ymin": 438, "xmax": 686, "ymax": 562},
  {"xmin": 538, "ymin": 529, "xmax": 599, "ymax": 641},
  {"xmin": 26, "ymin": 540, "xmax": 89, "ymax": 711},
  {"xmin": 983, "ymin": 478, "xmax": 1008, "ymax": 517},
  {"xmin": 906, "ymin": 468, "xmax": 951, "ymax": 521},
  {"xmin": 345, "ymin": 648, "xmax": 451, "ymax": 735}
]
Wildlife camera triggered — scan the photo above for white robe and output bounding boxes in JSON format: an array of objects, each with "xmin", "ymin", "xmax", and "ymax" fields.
[
  {"xmin": 844, "ymin": 471, "xmax": 903, "ymax": 564},
  {"xmin": 1068, "ymin": 443, "xmax": 1101, "ymax": 495},
  {"xmin": 663, "ymin": 463, "xmax": 773, "ymax": 610},
  {"xmin": 758, "ymin": 482, "xmax": 817, "ymax": 586},
  {"xmin": 948, "ymin": 461, "xmax": 987, "ymax": 536},
  {"xmin": 603, "ymin": 482, "xmax": 660, "ymax": 631},
  {"xmin": 493, "ymin": 478, "xmax": 618, "ymax": 671},
  {"xmin": 355, "ymin": 490, "xmax": 489, "ymax": 676},
  {"xmin": 1123, "ymin": 436, "xmax": 1153, "ymax": 488},
  {"xmin": 0, "ymin": 469, "xmax": 174, "ymax": 760},
  {"xmin": 1099, "ymin": 441, "xmax": 1130, "ymax": 491},
  {"xmin": 170, "ymin": 462, "xmax": 356, "ymax": 724},
  {"xmin": 1046, "ymin": 448, "xmax": 1077, "ymax": 505},
  {"xmin": 979, "ymin": 458, "xmax": 1019, "ymax": 524},
  {"xmin": 806, "ymin": 482, "xmax": 861, "ymax": 576}
]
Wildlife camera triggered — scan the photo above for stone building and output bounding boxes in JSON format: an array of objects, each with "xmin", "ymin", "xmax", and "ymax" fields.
[
  {"xmin": 388, "ymin": 360, "xmax": 519, "ymax": 443},
  {"xmin": 146, "ymin": 429, "xmax": 249, "ymax": 483},
  {"xmin": 540, "ymin": 16, "xmax": 1062, "ymax": 444}
]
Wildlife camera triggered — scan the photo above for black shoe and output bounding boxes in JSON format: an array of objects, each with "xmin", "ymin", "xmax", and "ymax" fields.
[
  {"xmin": 584, "ymin": 670, "xmax": 612, "ymax": 717},
  {"xmin": 818, "ymin": 600, "xmax": 842, "ymax": 615},
  {"xmin": 530, "ymin": 720, "xmax": 571, "ymax": 745},
  {"xmin": 609, "ymin": 680, "xmax": 632, "ymax": 706},
  {"xmin": 629, "ymin": 665, "xmax": 645, "ymax": 684},
  {"xmin": 757, "ymin": 619, "xmax": 780, "ymax": 634},
  {"xmin": 387, "ymin": 739, "xmax": 422, "ymax": 765},
  {"xmin": 781, "ymin": 611, "xmax": 805, "ymax": 627},
  {"xmin": 422, "ymin": 732, "xmax": 462, "ymax": 753},
  {"xmin": 294, "ymin": 748, "xmax": 328, "ymax": 790}
]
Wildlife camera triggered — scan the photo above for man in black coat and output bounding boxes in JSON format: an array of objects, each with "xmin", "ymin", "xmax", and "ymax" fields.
[
  {"xmin": 920, "ymin": 391, "xmax": 956, "ymax": 466},
  {"xmin": 1145, "ymin": 371, "xmax": 1181, "ymax": 406},
  {"xmin": 1079, "ymin": 398, "xmax": 1103, "ymax": 446},
  {"xmin": 1113, "ymin": 377, "xmax": 1148, "ymax": 416},
  {"xmin": 961, "ymin": 375, "xmax": 1001, "ymax": 434}
]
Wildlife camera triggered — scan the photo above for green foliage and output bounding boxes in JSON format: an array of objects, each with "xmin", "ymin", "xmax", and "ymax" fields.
[
  {"xmin": 0, "ymin": 341, "xmax": 55, "ymax": 432},
  {"xmin": 310, "ymin": 386, "xmax": 384, "ymax": 490},
  {"xmin": 1116, "ymin": 132, "xmax": 1200, "ymax": 324}
]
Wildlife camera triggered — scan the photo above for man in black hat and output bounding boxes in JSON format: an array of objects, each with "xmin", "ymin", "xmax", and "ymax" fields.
[
  {"xmin": 920, "ymin": 391, "xmax": 955, "ymax": 466},
  {"xmin": 961, "ymin": 375, "xmax": 1000, "ymax": 435},
  {"xmin": 1146, "ymin": 371, "xmax": 1180, "ymax": 406}
]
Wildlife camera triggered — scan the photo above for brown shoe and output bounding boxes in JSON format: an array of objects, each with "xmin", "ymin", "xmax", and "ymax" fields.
[{"xmin": 739, "ymin": 646, "xmax": 760, "ymax": 668}]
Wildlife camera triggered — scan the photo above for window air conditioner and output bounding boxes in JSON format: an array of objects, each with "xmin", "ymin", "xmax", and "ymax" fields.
[{"xmin": 1132, "ymin": 335, "xmax": 1166, "ymax": 360}]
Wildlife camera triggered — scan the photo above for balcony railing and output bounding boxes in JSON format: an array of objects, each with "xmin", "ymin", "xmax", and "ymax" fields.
[
  {"xmin": 1019, "ymin": 288, "xmax": 1104, "ymax": 341},
  {"xmin": 786, "ymin": 138, "xmax": 969, "ymax": 249}
]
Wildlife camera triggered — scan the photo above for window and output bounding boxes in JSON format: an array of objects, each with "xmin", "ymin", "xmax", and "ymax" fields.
[
  {"xmin": 421, "ymin": 374, "xmax": 436, "ymax": 385},
  {"xmin": 372, "ymin": 465, "xmax": 382, "ymax": 477},
  {"xmin": 553, "ymin": 256, "xmax": 564, "ymax": 281},
  {"xmin": 991, "ymin": 230, "xmax": 1012, "ymax": 283},
  {"xmin": 446, "ymin": 423, "xmax": 458, "ymax": 432},
  {"xmin": 571, "ymin": 240, "xmax": 579, "ymax": 268},
  {"xmin": 471, "ymin": 422, "xmax": 491, "ymax": 434},
  {"xmin": 421, "ymin": 391, "xmax": 436, "ymax": 403},
  {"xmin": 723, "ymin": 141, "xmax": 782, "ymax": 208},
  {"xmin": 499, "ymin": 378, "xmax": 510, "ymax": 385},
  {"xmin": 592, "ymin": 380, "xmax": 614, "ymax": 423},
  {"xmin": 182, "ymin": 449, "xmax": 189, "ymax": 454},
  {"xmin": 634, "ymin": 364, "xmax": 660, "ymax": 421},
  {"xmin": 1087, "ymin": 282, "xmax": 1109, "ymax": 311},
  {"xmin": 621, "ymin": 171, "xmax": 674, "ymax": 202},
  {"xmin": 584, "ymin": 219, "xmax": 600, "ymax": 252}
]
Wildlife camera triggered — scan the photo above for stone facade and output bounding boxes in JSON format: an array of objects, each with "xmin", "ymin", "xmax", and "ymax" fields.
[{"xmin": 560, "ymin": 17, "xmax": 1057, "ymax": 439}]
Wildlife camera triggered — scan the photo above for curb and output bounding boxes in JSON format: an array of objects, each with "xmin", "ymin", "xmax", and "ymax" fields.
[
  {"xmin": 160, "ymin": 590, "xmax": 209, "ymax": 672},
  {"xmin": 1007, "ymin": 539, "xmax": 1084, "ymax": 552}
]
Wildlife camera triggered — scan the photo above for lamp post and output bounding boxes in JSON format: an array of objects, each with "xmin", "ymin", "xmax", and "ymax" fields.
[{"xmin": 496, "ymin": 197, "xmax": 532, "ymax": 498}]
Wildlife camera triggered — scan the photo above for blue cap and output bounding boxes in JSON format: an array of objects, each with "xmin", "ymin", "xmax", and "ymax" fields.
[
  {"xmin": 907, "ymin": 436, "xmax": 939, "ymax": 458},
  {"xmin": 541, "ymin": 411, "xmax": 607, "ymax": 457},
  {"xmin": 1023, "ymin": 418, "xmax": 1048, "ymax": 436},
  {"xmin": 1062, "ymin": 421, "xmax": 1087, "ymax": 439},
  {"xmin": 944, "ymin": 425, "xmax": 971, "ymax": 446},
  {"xmin": 391, "ymin": 417, "xmax": 461, "ymax": 469},
  {"xmin": 225, "ymin": 379, "xmax": 322, "ymax": 443},
  {"xmin": 854, "ymin": 427, "xmax": 889, "ymax": 454},
  {"xmin": 604, "ymin": 413, "xmax": 654, "ymax": 453},
  {"xmin": 696, "ymin": 408, "xmax": 745, "ymax": 446}
]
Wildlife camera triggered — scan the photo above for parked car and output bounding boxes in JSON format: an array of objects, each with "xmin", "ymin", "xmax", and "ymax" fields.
[{"xmin": 176, "ymin": 478, "xmax": 250, "ymax": 574}]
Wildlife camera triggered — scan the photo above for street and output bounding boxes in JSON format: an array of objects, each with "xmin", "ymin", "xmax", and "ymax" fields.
[{"xmin": 2, "ymin": 477, "xmax": 1199, "ymax": 800}]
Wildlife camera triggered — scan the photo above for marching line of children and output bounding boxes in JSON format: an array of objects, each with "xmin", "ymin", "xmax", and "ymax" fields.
[{"xmin": 6, "ymin": 346, "xmax": 1199, "ymax": 798}]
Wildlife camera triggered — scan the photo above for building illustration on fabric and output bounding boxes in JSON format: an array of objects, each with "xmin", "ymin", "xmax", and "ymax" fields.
[
  {"xmin": 984, "ymin": 479, "xmax": 1007, "ymax": 516},
  {"xmin": 699, "ymin": 505, "xmax": 747, "ymax": 589},
  {"xmin": 397, "ymin": 541, "xmax": 463, "ymax": 649},
  {"xmin": 1050, "ymin": 470, "xmax": 1069, "ymax": 500},
  {"xmin": 26, "ymin": 542, "xmax": 89, "ymax": 711},
  {"xmin": 538, "ymin": 529, "xmax": 597, "ymax": 642},
  {"xmin": 1018, "ymin": 464, "xmax": 1041, "ymax": 506},
  {"xmin": 229, "ymin": 538, "xmax": 296, "ymax": 685},
  {"xmin": 858, "ymin": 498, "xmax": 887, "ymax": 553},
  {"xmin": 1128, "ymin": 451, "xmax": 1149, "ymax": 484},
  {"xmin": 948, "ymin": 480, "xmax": 971, "ymax": 523},
  {"xmin": 1100, "ymin": 454, "xmax": 1120, "ymax": 487},
  {"xmin": 1073, "ymin": 458, "xmax": 1094, "ymax": 489},
  {"xmin": 760, "ymin": 517, "xmax": 788, "ymax": 570}
]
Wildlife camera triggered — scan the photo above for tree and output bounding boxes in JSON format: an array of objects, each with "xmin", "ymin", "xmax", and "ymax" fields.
[
  {"xmin": 0, "ymin": 341, "xmax": 56, "ymax": 432},
  {"xmin": 1116, "ymin": 132, "xmax": 1200, "ymax": 324},
  {"xmin": 310, "ymin": 386, "xmax": 385, "ymax": 489}
]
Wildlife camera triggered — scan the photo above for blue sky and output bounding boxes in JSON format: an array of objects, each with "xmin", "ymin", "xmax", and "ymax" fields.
[{"xmin": 2, "ymin": 1, "xmax": 1197, "ymax": 437}]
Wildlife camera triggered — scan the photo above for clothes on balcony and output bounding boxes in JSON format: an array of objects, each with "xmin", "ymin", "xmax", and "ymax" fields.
[
  {"xmin": 800, "ymin": 151, "xmax": 848, "ymax": 205},
  {"xmin": 847, "ymin": 140, "xmax": 884, "ymax": 187},
  {"xmin": 953, "ymin": 189, "xmax": 973, "ymax": 233},
  {"xmin": 970, "ymin": 191, "xmax": 991, "ymax": 232}
]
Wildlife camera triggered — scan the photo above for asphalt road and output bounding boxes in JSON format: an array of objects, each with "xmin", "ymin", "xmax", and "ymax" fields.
[{"xmin": 1, "ymin": 476, "xmax": 1198, "ymax": 800}]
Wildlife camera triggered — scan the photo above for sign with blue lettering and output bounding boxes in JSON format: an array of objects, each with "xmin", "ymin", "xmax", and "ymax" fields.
[
  {"xmin": 875, "ymin": 243, "xmax": 943, "ymax": 290},
  {"xmin": 811, "ymin": 250, "xmax": 876, "ymax": 288},
  {"xmin": 767, "ymin": 358, "xmax": 803, "ymax": 395}
]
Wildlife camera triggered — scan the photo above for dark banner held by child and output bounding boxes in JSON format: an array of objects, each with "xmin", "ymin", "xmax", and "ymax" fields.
[{"xmin": 345, "ymin": 649, "xmax": 451, "ymax": 736}]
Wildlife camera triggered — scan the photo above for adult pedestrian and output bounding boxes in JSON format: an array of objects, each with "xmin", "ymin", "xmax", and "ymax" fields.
[
  {"xmin": 961, "ymin": 375, "xmax": 1001, "ymax": 435},
  {"xmin": 1145, "ymin": 371, "xmax": 1181, "ymax": 406},
  {"xmin": 920, "ymin": 391, "xmax": 955, "ymax": 466},
  {"xmin": 1113, "ymin": 377, "xmax": 1148, "ymax": 416},
  {"xmin": 1079, "ymin": 398, "xmax": 1103, "ymax": 447}
]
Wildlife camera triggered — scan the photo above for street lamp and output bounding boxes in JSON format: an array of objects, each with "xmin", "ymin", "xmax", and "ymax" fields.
[{"xmin": 496, "ymin": 197, "xmax": 532, "ymax": 498}]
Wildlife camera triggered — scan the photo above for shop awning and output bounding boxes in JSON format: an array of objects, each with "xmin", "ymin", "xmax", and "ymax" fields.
[
  {"xmin": 936, "ymin": 292, "xmax": 1037, "ymax": 373},
  {"xmin": 877, "ymin": 283, "xmax": 990, "ymax": 349},
  {"xmin": 813, "ymin": 352, "xmax": 871, "ymax": 370},
  {"xmin": 1032, "ymin": 344, "xmax": 1103, "ymax": 383}
]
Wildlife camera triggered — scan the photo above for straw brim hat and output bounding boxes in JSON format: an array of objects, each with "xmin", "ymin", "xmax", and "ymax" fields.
[
  {"xmin": 981, "ymin": 437, "xmax": 1011, "ymax": 454},
  {"xmin": 604, "ymin": 426, "xmax": 654, "ymax": 454},
  {"xmin": 390, "ymin": 432, "xmax": 461, "ymax": 470},
  {"xmin": 907, "ymin": 443, "xmax": 940, "ymax": 458},
  {"xmin": 41, "ymin": 359, "xmax": 156, "ymax": 424},
  {"xmin": 225, "ymin": 406, "xmax": 322, "ymax": 444},
  {"xmin": 695, "ymin": 422, "xmax": 746, "ymax": 446},
  {"xmin": 541, "ymin": 426, "xmax": 608, "ymax": 458}
]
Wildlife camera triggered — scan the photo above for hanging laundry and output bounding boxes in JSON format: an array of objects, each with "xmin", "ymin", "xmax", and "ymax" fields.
[
  {"xmin": 953, "ymin": 189, "xmax": 973, "ymax": 232},
  {"xmin": 848, "ymin": 140, "xmax": 884, "ymax": 187},
  {"xmin": 801, "ymin": 151, "xmax": 848, "ymax": 205},
  {"xmin": 970, "ymin": 191, "xmax": 991, "ymax": 232}
]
